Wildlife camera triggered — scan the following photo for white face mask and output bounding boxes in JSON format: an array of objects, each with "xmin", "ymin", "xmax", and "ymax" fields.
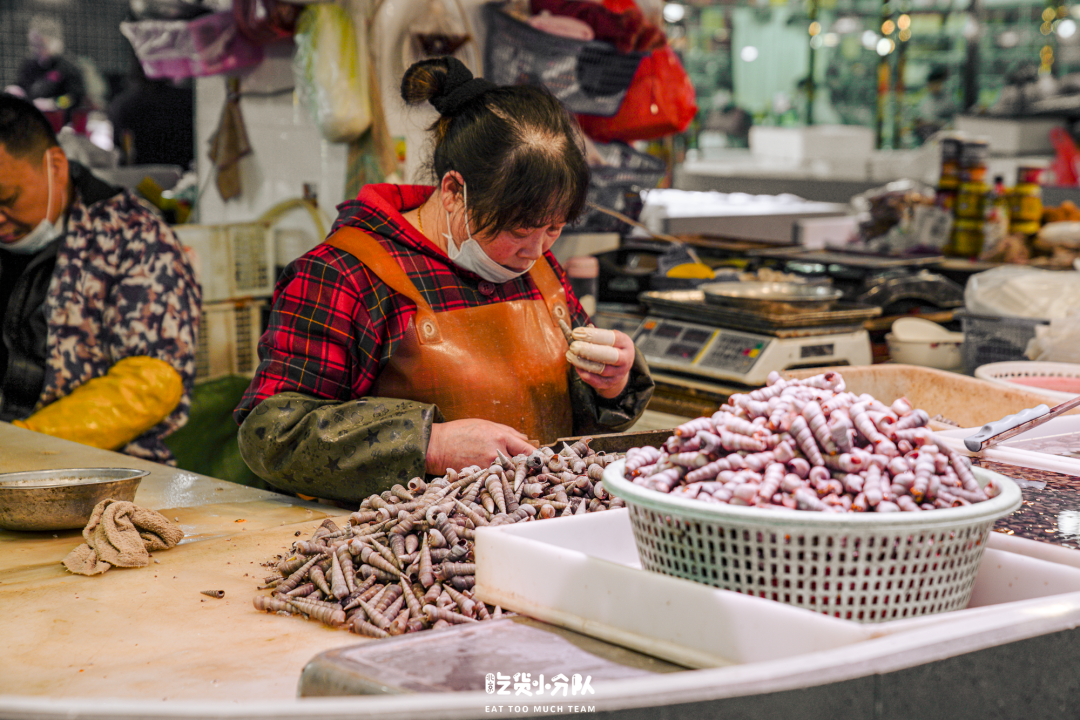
[
  {"xmin": 443, "ymin": 180, "xmax": 534, "ymax": 284},
  {"xmin": 4, "ymin": 154, "xmax": 64, "ymax": 255}
]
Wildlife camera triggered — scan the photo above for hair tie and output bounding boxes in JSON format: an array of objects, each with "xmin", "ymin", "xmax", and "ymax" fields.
[{"xmin": 429, "ymin": 58, "xmax": 496, "ymax": 116}]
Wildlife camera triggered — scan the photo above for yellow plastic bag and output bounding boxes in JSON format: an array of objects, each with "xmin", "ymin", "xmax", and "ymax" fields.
[
  {"xmin": 293, "ymin": 3, "xmax": 371, "ymax": 143},
  {"xmin": 14, "ymin": 357, "xmax": 183, "ymax": 451}
]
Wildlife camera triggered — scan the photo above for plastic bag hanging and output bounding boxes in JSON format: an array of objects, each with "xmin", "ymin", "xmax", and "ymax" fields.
[
  {"xmin": 120, "ymin": 11, "xmax": 264, "ymax": 80},
  {"xmin": 292, "ymin": 3, "xmax": 371, "ymax": 143}
]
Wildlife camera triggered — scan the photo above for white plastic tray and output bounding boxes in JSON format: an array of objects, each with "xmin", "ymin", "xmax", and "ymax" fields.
[
  {"xmin": 474, "ymin": 508, "xmax": 1080, "ymax": 669},
  {"xmin": 934, "ymin": 414, "xmax": 1080, "ymax": 476}
]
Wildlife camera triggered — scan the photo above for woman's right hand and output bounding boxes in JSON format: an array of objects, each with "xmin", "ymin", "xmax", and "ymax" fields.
[{"xmin": 426, "ymin": 419, "xmax": 536, "ymax": 476}]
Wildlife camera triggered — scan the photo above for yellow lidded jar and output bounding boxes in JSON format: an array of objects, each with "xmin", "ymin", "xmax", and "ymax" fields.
[
  {"xmin": 1009, "ymin": 220, "xmax": 1041, "ymax": 236},
  {"xmin": 1010, "ymin": 183, "xmax": 1043, "ymax": 225},
  {"xmin": 955, "ymin": 182, "xmax": 988, "ymax": 219},
  {"xmin": 951, "ymin": 218, "xmax": 985, "ymax": 257}
]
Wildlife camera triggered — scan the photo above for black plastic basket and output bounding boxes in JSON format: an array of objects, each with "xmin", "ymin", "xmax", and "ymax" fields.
[
  {"xmin": 575, "ymin": 142, "xmax": 666, "ymax": 233},
  {"xmin": 482, "ymin": 2, "xmax": 645, "ymax": 117},
  {"xmin": 957, "ymin": 310, "xmax": 1049, "ymax": 375}
]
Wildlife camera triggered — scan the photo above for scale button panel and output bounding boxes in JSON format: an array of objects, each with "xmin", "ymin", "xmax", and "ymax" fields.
[{"xmin": 699, "ymin": 331, "xmax": 772, "ymax": 375}]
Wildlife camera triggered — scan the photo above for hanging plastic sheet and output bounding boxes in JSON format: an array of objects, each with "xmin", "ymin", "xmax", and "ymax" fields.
[
  {"xmin": 292, "ymin": 3, "xmax": 371, "ymax": 143},
  {"xmin": 120, "ymin": 11, "xmax": 264, "ymax": 80}
]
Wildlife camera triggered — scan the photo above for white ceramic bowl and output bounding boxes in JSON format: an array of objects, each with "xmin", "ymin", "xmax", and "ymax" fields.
[{"xmin": 886, "ymin": 333, "xmax": 963, "ymax": 370}]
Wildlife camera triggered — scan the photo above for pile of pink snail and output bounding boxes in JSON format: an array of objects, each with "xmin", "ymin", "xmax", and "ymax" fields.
[{"xmin": 623, "ymin": 371, "xmax": 1003, "ymax": 513}]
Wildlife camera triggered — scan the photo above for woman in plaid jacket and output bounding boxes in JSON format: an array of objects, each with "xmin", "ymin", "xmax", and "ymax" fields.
[{"xmin": 235, "ymin": 58, "xmax": 653, "ymax": 503}]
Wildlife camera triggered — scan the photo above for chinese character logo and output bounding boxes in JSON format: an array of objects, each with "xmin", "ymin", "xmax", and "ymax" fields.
[
  {"xmin": 572, "ymin": 674, "xmax": 594, "ymax": 695},
  {"xmin": 484, "ymin": 672, "xmax": 512, "ymax": 695},
  {"xmin": 484, "ymin": 672, "xmax": 593, "ymax": 695}
]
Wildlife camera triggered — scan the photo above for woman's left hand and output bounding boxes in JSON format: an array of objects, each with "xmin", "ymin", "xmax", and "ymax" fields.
[{"xmin": 572, "ymin": 329, "xmax": 635, "ymax": 399}]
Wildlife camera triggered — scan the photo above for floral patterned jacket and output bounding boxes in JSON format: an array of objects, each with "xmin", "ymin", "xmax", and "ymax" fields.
[{"xmin": 0, "ymin": 163, "xmax": 201, "ymax": 464}]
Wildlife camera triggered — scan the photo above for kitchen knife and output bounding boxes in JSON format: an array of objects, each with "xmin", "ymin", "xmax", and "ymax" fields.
[{"xmin": 964, "ymin": 394, "xmax": 1080, "ymax": 452}]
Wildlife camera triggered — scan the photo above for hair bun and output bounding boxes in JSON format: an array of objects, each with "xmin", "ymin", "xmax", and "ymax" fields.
[{"xmin": 429, "ymin": 57, "xmax": 496, "ymax": 116}]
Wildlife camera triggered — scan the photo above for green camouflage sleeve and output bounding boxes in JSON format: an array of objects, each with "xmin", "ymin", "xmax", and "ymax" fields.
[
  {"xmin": 569, "ymin": 346, "xmax": 654, "ymax": 436},
  {"xmin": 237, "ymin": 392, "xmax": 439, "ymax": 505}
]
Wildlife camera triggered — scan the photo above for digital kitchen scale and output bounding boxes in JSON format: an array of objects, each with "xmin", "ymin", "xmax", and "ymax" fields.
[
  {"xmin": 594, "ymin": 290, "xmax": 878, "ymax": 387},
  {"xmin": 633, "ymin": 316, "xmax": 871, "ymax": 386}
]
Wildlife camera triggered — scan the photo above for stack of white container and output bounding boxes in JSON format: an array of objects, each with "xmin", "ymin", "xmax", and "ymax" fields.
[{"xmin": 172, "ymin": 222, "xmax": 277, "ymax": 382}]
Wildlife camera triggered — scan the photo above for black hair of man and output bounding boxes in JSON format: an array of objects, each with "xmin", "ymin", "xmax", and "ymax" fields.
[{"xmin": 0, "ymin": 92, "xmax": 60, "ymax": 159}]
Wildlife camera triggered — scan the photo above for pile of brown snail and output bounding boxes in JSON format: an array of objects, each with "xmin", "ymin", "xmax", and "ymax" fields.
[{"xmin": 254, "ymin": 439, "xmax": 623, "ymax": 636}]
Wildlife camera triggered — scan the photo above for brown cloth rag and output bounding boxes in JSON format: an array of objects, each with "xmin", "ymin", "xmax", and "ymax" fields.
[
  {"xmin": 206, "ymin": 77, "xmax": 252, "ymax": 201},
  {"xmin": 62, "ymin": 498, "xmax": 185, "ymax": 576}
]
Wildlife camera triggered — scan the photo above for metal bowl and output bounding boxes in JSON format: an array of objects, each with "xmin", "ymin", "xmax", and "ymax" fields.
[
  {"xmin": 0, "ymin": 468, "xmax": 149, "ymax": 532},
  {"xmin": 701, "ymin": 281, "xmax": 844, "ymax": 314}
]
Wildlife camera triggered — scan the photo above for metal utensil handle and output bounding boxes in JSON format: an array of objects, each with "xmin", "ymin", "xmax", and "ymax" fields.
[{"xmin": 964, "ymin": 394, "xmax": 1080, "ymax": 452}]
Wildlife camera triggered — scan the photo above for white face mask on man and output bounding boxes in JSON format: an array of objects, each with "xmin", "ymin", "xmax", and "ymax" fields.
[
  {"xmin": 4, "ymin": 153, "xmax": 64, "ymax": 255},
  {"xmin": 443, "ymin": 179, "xmax": 534, "ymax": 284}
]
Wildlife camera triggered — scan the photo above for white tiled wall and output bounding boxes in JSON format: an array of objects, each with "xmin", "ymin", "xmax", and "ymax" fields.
[
  {"xmin": 192, "ymin": 0, "xmax": 490, "ymax": 264},
  {"xmin": 194, "ymin": 42, "xmax": 345, "ymax": 254}
]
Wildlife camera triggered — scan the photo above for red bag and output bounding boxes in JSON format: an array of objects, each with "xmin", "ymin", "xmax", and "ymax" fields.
[{"xmin": 576, "ymin": 45, "xmax": 697, "ymax": 143}]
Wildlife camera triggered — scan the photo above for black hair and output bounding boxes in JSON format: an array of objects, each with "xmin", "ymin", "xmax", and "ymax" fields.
[
  {"xmin": 0, "ymin": 92, "xmax": 59, "ymax": 159},
  {"xmin": 400, "ymin": 57, "xmax": 590, "ymax": 236}
]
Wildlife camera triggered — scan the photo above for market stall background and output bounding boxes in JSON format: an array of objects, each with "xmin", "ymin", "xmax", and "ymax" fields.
[{"xmin": 3, "ymin": 1, "xmax": 1080, "ymax": 716}]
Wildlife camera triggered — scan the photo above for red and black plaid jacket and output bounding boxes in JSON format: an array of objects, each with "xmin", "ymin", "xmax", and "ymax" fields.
[{"xmin": 235, "ymin": 184, "xmax": 589, "ymax": 421}]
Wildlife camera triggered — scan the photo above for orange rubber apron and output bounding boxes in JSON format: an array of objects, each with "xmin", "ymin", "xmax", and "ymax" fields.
[{"xmin": 326, "ymin": 227, "xmax": 574, "ymax": 445}]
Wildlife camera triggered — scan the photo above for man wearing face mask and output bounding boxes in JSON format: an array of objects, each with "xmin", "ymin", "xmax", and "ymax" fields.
[
  {"xmin": 0, "ymin": 94, "xmax": 201, "ymax": 463},
  {"xmin": 234, "ymin": 57, "xmax": 654, "ymax": 503}
]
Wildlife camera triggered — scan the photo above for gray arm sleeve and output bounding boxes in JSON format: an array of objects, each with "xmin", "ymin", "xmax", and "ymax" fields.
[{"xmin": 238, "ymin": 392, "xmax": 439, "ymax": 505}]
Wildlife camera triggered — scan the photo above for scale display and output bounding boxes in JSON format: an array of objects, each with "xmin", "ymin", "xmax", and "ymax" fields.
[
  {"xmin": 636, "ymin": 319, "xmax": 766, "ymax": 376},
  {"xmin": 633, "ymin": 316, "xmax": 870, "ymax": 386}
]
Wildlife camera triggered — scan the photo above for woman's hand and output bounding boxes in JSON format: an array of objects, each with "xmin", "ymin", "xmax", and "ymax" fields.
[
  {"xmin": 572, "ymin": 329, "xmax": 634, "ymax": 399},
  {"xmin": 426, "ymin": 418, "xmax": 536, "ymax": 476}
]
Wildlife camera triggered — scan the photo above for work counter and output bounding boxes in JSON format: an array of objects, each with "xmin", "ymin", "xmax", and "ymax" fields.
[
  {"xmin": 4, "ymin": 392, "xmax": 1080, "ymax": 719},
  {"xmin": 0, "ymin": 422, "xmax": 358, "ymax": 704}
]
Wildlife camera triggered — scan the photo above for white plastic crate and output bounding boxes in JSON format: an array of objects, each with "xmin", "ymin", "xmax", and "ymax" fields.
[
  {"xmin": 195, "ymin": 299, "xmax": 266, "ymax": 381},
  {"xmin": 174, "ymin": 222, "xmax": 275, "ymax": 302}
]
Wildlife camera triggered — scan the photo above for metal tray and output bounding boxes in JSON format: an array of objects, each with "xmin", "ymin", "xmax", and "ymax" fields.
[
  {"xmin": 0, "ymin": 467, "xmax": 148, "ymax": 532},
  {"xmin": 747, "ymin": 248, "xmax": 944, "ymax": 269},
  {"xmin": 641, "ymin": 290, "xmax": 880, "ymax": 337},
  {"xmin": 702, "ymin": 282, "xmax": 844, "ymax": 313}
]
